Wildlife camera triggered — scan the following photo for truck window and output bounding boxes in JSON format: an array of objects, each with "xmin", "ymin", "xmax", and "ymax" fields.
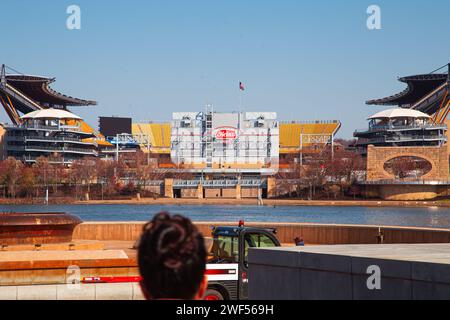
[
  {"xmin": 208, "ymin": 236, "xmax": 239, "ymax": 263},
  {"xmin": 243, "ymin": 233, "xmax": 277, "ymax": 266}
]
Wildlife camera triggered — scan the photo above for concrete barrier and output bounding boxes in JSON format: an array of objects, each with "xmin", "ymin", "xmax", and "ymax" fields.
[
  {"xmin": 96, "ymin": 283, "xmax": 134, "ymax": 300},
  {"xmin": 17, "ymin": 284, "xmax": 57, "ymax": 300},
  {"xmin": 56, "ymin": 285, "xmax": 96, "ymax": 301},
  {"xmin": 73, "ymin": 222, "xmax": 450, "ymax": 245},
  {"xmin": 0, "ymin": 284, "xmax": 145, "ymax": 300},
  {"xmin": 248, "ymin": 244, "xmax": 450, "ymax": 300},
  {"xmin": 0, "ymin": 286, "xmax": 17, "ymax": 300}
]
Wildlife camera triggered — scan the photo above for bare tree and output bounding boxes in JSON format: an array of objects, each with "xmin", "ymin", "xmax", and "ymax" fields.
[
  {"xmin": 71, "ymin": 158, "xmax": 98, "ymax": 194},
  {"xmin": 33, "ymin": 156, "xmax": 52, "ymax": 189},
  {"xmin": 384, "ymin": 156, "xmax": 431, "ymax": 180}
]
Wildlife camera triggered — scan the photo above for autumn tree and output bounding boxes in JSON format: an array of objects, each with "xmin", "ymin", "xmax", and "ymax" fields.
[
  {"xmin": 95, "ymin": 158, "xmax": 126, "ymax": 197},
  {"xmin": 19, "ymin": 167, "xmax": 36, "ymax": 198},
  {"xmin": 0, "ymin": 157, "xmax": 24, "ymax": 198},
  {"xmin": 33, "ymin": 156, "xmax": 52, "ymax": 188},
  {"xmin": 71, "ymin": 158, "xmax": 97, "ymax": 194},
  {"xmin": 324, "ymin": 148, "xmax": 365, "ymax": 185},
  {"xmin": 47, "ymin": 154, "xmax": 65, "ymax": 193}
]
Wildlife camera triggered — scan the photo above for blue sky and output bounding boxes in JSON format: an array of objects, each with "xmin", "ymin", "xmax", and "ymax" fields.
[{"xmin": 0, "ymin": 0, "xmax": 449, "ymax": 138}]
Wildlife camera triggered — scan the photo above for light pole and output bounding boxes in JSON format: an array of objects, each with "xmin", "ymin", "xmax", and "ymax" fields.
[
  {"xmin": 115, "ymin": 134, "xmax": 119, "ymax": 162},
  {"xmin": 147, "ymin": 134, "xmax": 151, "ymax": 166}
]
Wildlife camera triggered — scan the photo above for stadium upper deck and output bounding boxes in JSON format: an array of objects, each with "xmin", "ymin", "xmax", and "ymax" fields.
[
  {"xmin": 0, "ymin": 65, "xmax": 96, "ymax": 120},
  {"xmin": 366, "ymin": 64, "xmax": 450, "ymax": 118},
  {"xmin": 4, "ymin": 75, "xmax": 96, "ymax": 110},
  {"xmin": 356, "ymin": 63, "xmax": 450, "ymax": 156},
  {"xmin": 0, "ymin": 64, "xmax": 110, "ymax": 148}
]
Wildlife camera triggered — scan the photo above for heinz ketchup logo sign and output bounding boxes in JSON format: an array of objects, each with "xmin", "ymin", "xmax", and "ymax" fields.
[{"xmin": 215, "ymin": 127, "xmax": 237, "ymax": 140}]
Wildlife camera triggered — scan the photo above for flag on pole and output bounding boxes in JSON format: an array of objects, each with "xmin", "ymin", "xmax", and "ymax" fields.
[{"xmin": 239, "ymin": 82, "xmax": 245, "ymax": 91}]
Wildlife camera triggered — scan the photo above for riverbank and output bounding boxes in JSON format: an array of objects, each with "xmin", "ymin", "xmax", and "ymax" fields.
[
  {"xmin": 74, "ymin": 198, "xmax": 449, "ymax": 208},
  {"xmin": 2, "ymin": 197, "xmax": 450, "ymax": 208}
]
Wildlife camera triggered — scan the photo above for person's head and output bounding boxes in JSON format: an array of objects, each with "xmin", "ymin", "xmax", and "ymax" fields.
[{"xmin": 138, "ymin": 212, "xmax": 208, "ymax": 300}]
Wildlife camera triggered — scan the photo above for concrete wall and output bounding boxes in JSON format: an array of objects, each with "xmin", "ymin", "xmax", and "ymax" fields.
[
  {"xmin": 248, "ymin": 245, "xmax": 450, "ymax": 300},
  {"xmin": 379, "ymin": 185, "xmax": 440, "ymax": 201},
  {"xmin": 0, "ymin": 254, "xmax": 138, "ymax": 287},
  {"xmin": 73, "ymin": 222, "xmax": 450, "ymax": 245},
  {"xmin": 367, "ymin": 145, "xmax": 449, "ymax": 182},
  {"xmin": 142, "ymin": 185, "xmax": 163, "ymax": 196},
  {"xmin": 181, "ymin": 189, "xmax": 198, "ymax": 198},
  {"xmin": 267, "ymin": 178, "xmax": 276, "ymax": 198},
  {"xmin": 222, "ymin": 188, "xmax": 237, "ymax": 198},
  {"xmin": 205, "ymin": 189, "xmax": 221, "ymax": 198},
  {"xmin": 167, "ymin": 187, "xmax": 242, "ymax": 199},
  {"xmin": 364, "ymin": 185, "xmax": 450, "ymax": 201},
  {"xmin": 0, "ymin": 283, "xmax": 144, "ymax": 300},
  {"xmin": 241, "ymin": 188, "xmax": 259, "ymax": 198},
  {"xmin": 365, "ymin": 144, "xmax": 450, "ymax": 200},
  {"xmin": 363, "ymin": 185, "xmax": 380, "ymax": 199}
]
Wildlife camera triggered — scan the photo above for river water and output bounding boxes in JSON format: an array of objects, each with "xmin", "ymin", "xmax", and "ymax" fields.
[{"xmin": 1, "ymin": 204, "xmax": 450, "ymax": 229}]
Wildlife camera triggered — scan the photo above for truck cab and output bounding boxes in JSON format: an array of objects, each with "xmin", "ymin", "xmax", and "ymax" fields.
[{"xmin": 205, "ymin": 222, "xmax": 281, "ymax": 300}]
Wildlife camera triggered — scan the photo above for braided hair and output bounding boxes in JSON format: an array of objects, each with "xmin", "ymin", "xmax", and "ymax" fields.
[{"xmin": 138, "ymin": 212, "xmax": 207, "ymax": 300}]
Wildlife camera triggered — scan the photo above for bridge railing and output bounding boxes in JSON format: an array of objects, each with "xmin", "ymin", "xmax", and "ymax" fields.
[
  {"xmin": 361, "ymin": 180, "xmax": 450, "ymax": 185},
  {"xmin": 173, "ymin": 179, "xmax": 267, "ymax": 188}
]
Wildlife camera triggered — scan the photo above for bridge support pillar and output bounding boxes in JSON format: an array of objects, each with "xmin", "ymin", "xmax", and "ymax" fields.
[
  {"xmin": 267, "ymin": 178, "xmax": 277, "ymax": 199},
  {"xmin": 236, "ymin": 184, "xmax": 242, "ymax": 200},
  {"xmin": 164, "ymin": 179, "xmax": 174, "ymax": 199},
  {"xmin": 198, "ymin": 184, "xmax": 204, "ymax": 199}
]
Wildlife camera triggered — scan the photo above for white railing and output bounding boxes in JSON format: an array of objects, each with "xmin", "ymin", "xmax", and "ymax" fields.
[{"xmin": 355, "ymin": 123, "xmax": 447, "ymax": 134}]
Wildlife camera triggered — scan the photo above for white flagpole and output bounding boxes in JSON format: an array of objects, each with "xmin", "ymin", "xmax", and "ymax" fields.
[{"xmin": 239, "ymin": 88, "xmax": 242, "ymax": 113}]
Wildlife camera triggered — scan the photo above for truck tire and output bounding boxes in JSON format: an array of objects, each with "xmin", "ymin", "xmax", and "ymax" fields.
[{"xmin": 204, "ymin": 288, "xmax": 225, "ymax": 301}]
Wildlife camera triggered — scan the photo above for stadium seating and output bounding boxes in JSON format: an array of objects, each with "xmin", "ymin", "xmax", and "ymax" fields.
[
  {"xmin": 279, "ymin": 121, "xmax": 341, "ymax": 154},
  {"xmin": 132, "ymin": 121, "xmax": 340, "ymax": 156},
  {"xmin": 132, "ymin": 123, "xmax": 171, "ymax": 154}
]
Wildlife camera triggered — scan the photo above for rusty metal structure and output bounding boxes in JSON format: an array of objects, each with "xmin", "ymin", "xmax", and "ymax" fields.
[{"xmin": 0, "ymin": 212, "xmax": 82, "ymax": 245}]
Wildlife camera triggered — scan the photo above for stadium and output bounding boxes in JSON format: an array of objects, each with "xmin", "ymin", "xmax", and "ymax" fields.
[
  {"xmin": 355, "ymin": 63, "xmax": 450, "ymax": 200},
  {"xmin": 0, "ymin": 64, "xmax": 341, "ymax": 199}
]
